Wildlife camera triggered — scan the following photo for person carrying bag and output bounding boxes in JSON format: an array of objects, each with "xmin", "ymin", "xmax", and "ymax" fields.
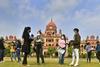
[{"xmin": 58, "ymin": 34, "xmax": 67, "ymax": 64}]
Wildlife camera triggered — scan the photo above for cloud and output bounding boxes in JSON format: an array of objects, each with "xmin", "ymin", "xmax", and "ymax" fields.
[
  {"xmin": 0, "ymin": 20, "xmax": 19, "ymax": 36},
  {"xmin": 74, "ymin": 5, "xmax": 100, "ymax": 28},
  {"xmin": 16, "ymin": 0, "xmax": 36, "ymax": 21},
  {"xmin": 37, "ymin": 0, "xmax": 80, "ymax": 25},
  {"xmin": 46, "ymin": 0, "xmax": 78, "ymax": 13},
  {"xmin": 0, "ymin": 0, "xmax": 10, "ymax": 9},
  {"xmin": 0, "ymin": 0, "xmax": 100, "ymax": 39},
  {"xmin": 71, "ymin": 4, "xmax": 100, "ymax": 38},
  {"xmin": 9, "ymin": 0, "xmax": 79, "ymax": 23}
]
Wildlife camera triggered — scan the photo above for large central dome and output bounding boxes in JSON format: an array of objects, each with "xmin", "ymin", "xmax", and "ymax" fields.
[
  {"xmin": 47, "ymin": 19, "xmax": 56, "ymax": 27},
  {"xmin": 45, "ymin": 19, "xmax": 57, "ymax": 35},
  {"xmin": 46, "ymin": 19, "xmax": 57, "ymax": 30}
]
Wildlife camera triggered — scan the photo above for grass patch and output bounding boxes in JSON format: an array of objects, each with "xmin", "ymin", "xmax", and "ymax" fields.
[{"xmin": 0, "ymin": 57, "xmax": 100, "ymax": 67}]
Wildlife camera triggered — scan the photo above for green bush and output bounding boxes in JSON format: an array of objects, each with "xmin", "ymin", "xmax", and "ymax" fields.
[
  {"xmin": 48, "ymin": 46, "xmax": 56, "ymax": 58},
  {"xmin": 91, "ymin": 51, "xmax": 96, "ymax": 58},
  {"xmin": 68, "ymin": 46, "xmax": 72, "ymax": 57},
  {"xmin": 80, "ymin": 51, "xmax": 96, "ymax": 58},
  {"xmin": 80, "ymin": 53, "xmax": 86, "ymax": 58},
  {"xmin": 4, "ymin": 48, "xmax": 10, "ymax": 57}
]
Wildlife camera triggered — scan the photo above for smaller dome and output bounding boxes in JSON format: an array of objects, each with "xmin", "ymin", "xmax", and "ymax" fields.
[{"xmin": 90, "ymin": 35, "xmax": 95, "ymax": 39}]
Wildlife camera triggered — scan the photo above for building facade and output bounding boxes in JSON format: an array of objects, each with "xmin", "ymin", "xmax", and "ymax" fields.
[
  {"xmin": 86, "ymin": 35, "xmax": 99, "ymax": 49},
  {"xmin": 80, "ymin": 35, "xmax": 99, "ymax": 55},
  {"xmin": 42, "ymin": 19, "xmax": 62, "ymax": 56}
]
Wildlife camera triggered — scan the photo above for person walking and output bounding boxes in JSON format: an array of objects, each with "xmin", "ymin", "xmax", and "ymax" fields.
[{"xmin": 70, "ymin": 28, "xmax": 81, "ymax": 67}]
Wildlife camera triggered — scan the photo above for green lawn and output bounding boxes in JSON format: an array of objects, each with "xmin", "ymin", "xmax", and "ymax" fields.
[{"xmin": 0, "ymin": 57, "xmax": 100, "ymax": 67}]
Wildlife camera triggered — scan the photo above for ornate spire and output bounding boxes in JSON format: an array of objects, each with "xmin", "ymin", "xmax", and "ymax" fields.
[
  {"xmin": 59, "ymin": 29, "xmax": 62, "ymax": 35},
  {"xmin": 86, "ymin": 36, "xmax": 89, "ymax": 40},
  {"xmin": 96, "ymin": 36, "xmax": 99, "ymax": 41},
  {"xmin": 45, "ymin": 19, "xmax": 57, "ymax": 34},
  {"xmin": 51, "ymin": 18, "xmax": 53, "ymax": 22},
  {"xmin": 46, "ymin": 19, "xmax": 57, "ymax": 28}
]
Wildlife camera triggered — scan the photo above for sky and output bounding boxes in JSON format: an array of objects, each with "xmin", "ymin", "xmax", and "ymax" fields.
[{"xmin": 0, "ymin": 0, "xmax": 100, "ymax": 40}]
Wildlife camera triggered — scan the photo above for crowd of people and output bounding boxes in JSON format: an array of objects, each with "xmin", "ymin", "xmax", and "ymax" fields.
[
  {"xmin": 0, "ymin": 27, "xmax": 100, "ymax": 67},
  {"xmin": 0, "ymin": 38, "xmax": 22, "ymax": 63},
  {"xmin": 9, "ymin": 40, "xmax": 22, "ymax": 62},
  {"xmin": 85, "ymin": 41, "xmax": 100, "ymax": 63}
]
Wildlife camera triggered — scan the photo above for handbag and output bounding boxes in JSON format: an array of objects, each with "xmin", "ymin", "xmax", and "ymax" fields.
[{"xmin": 58, "ymin": 48, "xmax": 65, "ymax": 54}]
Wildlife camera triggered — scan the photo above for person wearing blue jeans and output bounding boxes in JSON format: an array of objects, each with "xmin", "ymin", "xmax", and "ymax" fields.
[
  {"xmin": 10, "ymin": 42, "xmax": 16, "ymax": 62},
  {"xmin": 58, "ymin": 49, "xmax": 66, "ymax": 64},
  {"xmin": 15, "ymin": 40, "xmax": 21, "ymax": 63},
  {"xmin": 0, "ymin": 50, "xmax": 5, "ymax": 63},
  {"xmin": 16, "ymin": 48, "xmax": 21, "ymax": 63},
  {"xmin": 58, "ymin": 34, "xmax": 66, "ymax": 64},
  {"xmin": 11, "ymin": 52, "xmax": 16, "ymax": 61}
]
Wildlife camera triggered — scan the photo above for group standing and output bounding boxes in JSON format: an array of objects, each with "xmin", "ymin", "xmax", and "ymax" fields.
[{"xmin": 0, "ymin": 27, "xmax": 100, "ymax": 67}]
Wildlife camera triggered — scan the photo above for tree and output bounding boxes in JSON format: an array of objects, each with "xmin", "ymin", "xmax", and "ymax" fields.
[
  {"xmin": 48, "ymin": 46, "xmax": 56, "ymax": 58},
  {"xmin": 68, "ymin": 46, "xmax": 72, "ymax": 57}
]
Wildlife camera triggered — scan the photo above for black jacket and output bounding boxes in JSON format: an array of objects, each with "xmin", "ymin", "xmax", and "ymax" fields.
[
  {"xmin": 22, "ymin": 32, "xmax": 33, "ymax": 54},
  {"xmin": 0, "ymin": 40, "xmax": 5, "ymax": 50},
  {"xmin": 34, "ymin": 35, "xmax": 44, "ymax": 49},
  {"xmin": 73, "ymin": 33, "xmax": 81, "ymax": 49}
]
